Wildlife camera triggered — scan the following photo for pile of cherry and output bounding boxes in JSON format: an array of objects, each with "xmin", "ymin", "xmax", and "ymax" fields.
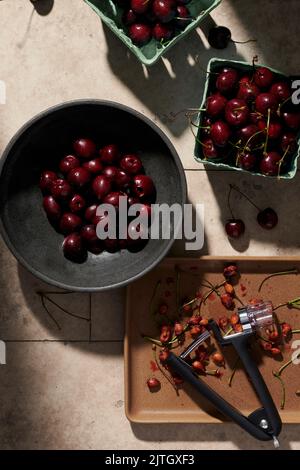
[
  {"xmin": 39, "ymin": 138, "xmax": 156, "ymax": 262},
  {"xmin": 114, "ymin": 0, "xmax": 192, "ymax": 46},
  {"xmin": 199, "ymin": 65, "xmax": 300, "ymax": 176}
]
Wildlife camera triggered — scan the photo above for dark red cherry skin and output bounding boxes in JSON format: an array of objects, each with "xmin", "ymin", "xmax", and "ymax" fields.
[
  {"xmin": 208, "ymin": 26, "xmax": 231, "ymax": 49},
  {"xmin": 128, "ymin": 196, "xmax": 140, "ymax": 206},
  {"xmin": 152, "ymin": 22, "xmax": 173, "ymax": 41},
  {"xmin": 129, "ymin": 23, "xmax": 152, "ymax": 45},
  {"xmin": 102, "ymin": 166, "xmax": 118, "ymax": 182},
  {"xmin": 281, "ymin": 131, "xmax": 297, "ymax": 153},
  {"xmin": 67, "ymin": 167, "xmax": 91, "ymax": 188},
  {"xmin": 50, "ymin": 179, "xmax": 73, "ymax": 200},
  {"xmin": 104, "ymin": 238, "xmax": 120, "ymax": 253},
  {"xmin": 202, "ymin": 138, "xmax": 220, "ymax": 159},
  {"xmin": 62, "ymin": 233, "xmax": 87, "ymax": 261},
  {"xmin": 122, "ymin": 8, "xmax": 137, "ymax": 26},
  {"xmin": 131, "ymin": 0, "xmax": 149, "ymax": 14},
  {"xmin": 152, "ymin": 0, "xmax": 176, "ymax": 23},
  {"xmin": 132, "ymin": 175, "xmax": 155, "ymax": 198},
  {"xmin": 87, "ymin": 239, "xmax": 103, "ymax": 255},
  {"xmin": 260, "ymin": 151, "xmax": 282, "ymax": 176},
  {"xmin": 174, "ymin": 5, "xmax": 191, "ymax": 29},
  {"xmin": 43, "ymin": 195, "xmax": 61, "ymax": 222},
  {"xmin": 225, "ymin": 219, "xmax": 245, "ymax": 238},
  {"xmin": 84, "ymin": 204, "xmax": 98, "ymax": 222},
  {"xmin": 82, "ymin": 157, "xmax": 103, "ymax": 174},
  {"xmin": 254, "ymin": 67, "xmax": 274, "ymax": 88},
  {"xmin": 282, "ymin": 111, "xmax": 300, "ymax": 131},
  {"xmin": 236, "ymin": 124, "xmax": 259, "ymax": 144},
  {"xmin": 103, "ymin": 191, "xmax": 125, "ymax": 209},
  {"xmin": 210, "ymin": 121, "xmax": 231, "ymax": 147},
  {"xmin": 39, "ymin": 170, "xmax": 57, "ymax": 193},
  {"xmin": 69, "ymin": 194, "xmax": 86, "ymax": 213},
  {"xmin": 73, "ymin": 138, "xmax": 96, "ymax": 159},
  {"xmin": 201, "ymin": 116, "xmax": 213, "ymax": 137},
  {"xmin": 257, "ymin": 208, "xmax": 278, "ymax": 229},
  {"xmin": 270, "ymin": 82, "xmax": 291, "ymax": 102},
  {"xmin": 92, "ymin": 175, "xmax": 112, "ymax": 200},
  {"xmin": 249, "ymin": 111, "xmax": 263, "ymax": 125},
  {"xmin": 225, "ymin": 99, "xmax": 249, "ymax": 127},
  {"xmin": 115, "ymin": 169, "xmax": 131, "ymax": 189},
  {"xmin": 237, "ymin": 77, "xmax": 260, "ymax": 103},
  {"xmin": 237, "ymin": 153, "xmax": 257, "ymax": 171},
  {"xmin": 59, "ymin": 213, "xmax": 82, "ymax": 235},
  {"xmin": 120, "ymin": 154, "xmax": 143, "ymax": 175},
  {"xmin": 206, "ymin": 93, "xmax": 227, "ymax": 118},
  {"xmin": 216, "ymin": 68, "xmax": 239, "ymax": 94},
  {"xmin": 99, "ymin": 144, "xmax": 120, "ymax": 165},
  {"xmin": 266, "ymin": 121, "xmax": 283, "ymax": 140},
  {"xmin": 59, "ymin": 155, "xmax": 80, "ymax": 174},
  {"xmin": 255, "ymin": 93, "xmax": 278, "ymax": 115},
  {"xmin": 81, "ymin": 224, "xmax": 98, "ymax": 244}
]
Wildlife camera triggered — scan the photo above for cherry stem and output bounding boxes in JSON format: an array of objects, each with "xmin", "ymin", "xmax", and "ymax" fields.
[
  {"xmin": 202, "ymin": 281, "xmax": 224, "ymax": 304},
  {"xmin": 224, "ymin": 326, "xmax": 233, "ymax": 337},
  {"xmin": 277, "ymin": 95, "xmax": 292, "ymax": 116},
  {"xmin": 277, "ymin": 145, "xmax": 290, "ymax": 178},
  {"xmin": 258, "ymin": 268, "xmax": 298, "ymax": 292},
  {"xmin": 273, "ymin": 296, "xmax": 300, "ymax": 311},
  {"xmin": 263, "ymin": 108, "xmax": 271, "ymax": 155},
  {"xmin": 242, "ymin": 129, "xmax": 264, "ymax": 154},
  {"xmin": 231, "ymin": 38, "xmax": 257, "ymax": 45},
  {"xmin": 228, "ymin": 356, "xmax": 240, "ymax": 387},
  {"xmin": 229, "ymin": 183, "xmax": 261, "ymax": 212},
  {"xmin": 273, "ymin": 372, "xmax": 286, "ymax": 409},
  {"xmin": 227, "ymin": 184, "xmax": 235, "ymax": 219},
  {"xmin": 292, "ymin": 329, "xmax": 300, "ymax": 334}
]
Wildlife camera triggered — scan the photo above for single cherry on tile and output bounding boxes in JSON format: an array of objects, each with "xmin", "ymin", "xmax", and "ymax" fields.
[
  {"xmin": 257, "ymin": 208, "xmax": 278, "ymax": 229},
  {"xmin": 225, "ymin": 219, "xmax": 245, "ymax": 238},
  {"xmin": 208, "ymin": 26, "xmax": 231, "ymax": 49}
]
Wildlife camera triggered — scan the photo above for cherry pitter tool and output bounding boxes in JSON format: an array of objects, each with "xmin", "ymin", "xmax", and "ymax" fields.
[{"xmin": 165, "ymin": 300, "xmax": 282, "ymax": 447}]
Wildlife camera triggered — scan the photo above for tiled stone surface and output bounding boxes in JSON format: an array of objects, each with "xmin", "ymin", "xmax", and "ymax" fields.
[{"xmin": 0, "ymin": 0, "xmax": 300, "ymax": 450}]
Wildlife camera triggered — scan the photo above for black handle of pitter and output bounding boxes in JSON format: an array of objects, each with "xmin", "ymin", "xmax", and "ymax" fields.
[{"xmin": 209, "ymin": 320, "xmax": 282, "ymax": 439}]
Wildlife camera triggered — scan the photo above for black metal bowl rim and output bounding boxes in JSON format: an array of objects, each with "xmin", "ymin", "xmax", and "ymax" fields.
[{"xmin": 0, "ymin": 99, "xmax": 187, "ymax": 292}]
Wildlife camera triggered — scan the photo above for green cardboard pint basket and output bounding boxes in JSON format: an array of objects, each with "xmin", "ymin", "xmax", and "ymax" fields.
[
  {"xmin": 194, "ymin": 58, "xmax": 300, "ymax": 179},
  {"xmin": 85, "ymin": 0, "xmax": 222, "ymax": 66}
]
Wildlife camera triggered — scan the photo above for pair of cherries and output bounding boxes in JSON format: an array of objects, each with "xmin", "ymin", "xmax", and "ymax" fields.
[{"xmin": 40, "ymin": 138, "xmax": 156, "ymax": 261}]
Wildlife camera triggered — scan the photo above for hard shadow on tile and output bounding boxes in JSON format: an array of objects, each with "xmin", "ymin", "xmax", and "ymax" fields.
[
  {"xmin": 15, "ymin": 264, "xmax": 125, "ymax": 355},
  {"xmin": 205, "ymin": 170, "xmax": 300, "ymax": 253},
  {"xmin": 229, "ymin": 0, "xmax": 300, "ymax": 75},
  {"xmin": 102, "ymin": 18, "xmax": 245, "ymax": 138},
  {"xmin": 131, "ymin": 422, "xmax": 300, "ymax": 449}
]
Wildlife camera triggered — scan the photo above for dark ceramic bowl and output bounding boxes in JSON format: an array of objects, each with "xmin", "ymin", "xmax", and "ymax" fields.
[{"xmin": 0, "ymin": 100, "xmax": 186, "ymax": 291}]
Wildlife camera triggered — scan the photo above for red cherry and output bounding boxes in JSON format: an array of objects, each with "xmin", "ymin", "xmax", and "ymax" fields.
[
  {"xmin": 67, "ymin": 167, "xmax": 91, "ymax": 188},
  {"xmin": 268, "ymin": 121, "xmax": 283, "ymax": 140},
  {"xmin": 59, "ymin": 155, "xmax": 80, "ymax": 174},
  {"xmin": 132, "ymin": 175, "xmax": 155, "ymax": 198},
  {"xmin": 82, "ymin": 157, "xmax": 103, "ymax": 174},
  {"xmin": 236, "ymin": 124, "xmax": 259, "ymax": 144},
  {"xmin": 237, "ymin": 153, "xmax": 257, "ymax": 171},
  {"xmin": 81, "ymin": 224, "xmax": 98, "ymax": 244},
  {"xmin": 254, "ymin": 67, "xmax": 274, "ymax": 88},
  {"xmin": 84, "ymin": 204, "xmax": 97, "ymax": 222},
  {"xmin": 122, "ymin": 8, "xmax": 137, "ymax": 26},
  {"xmin": 73, "ymin": 138, "xmax": 96, "ymax": 159},
  {"xmin": 103, "ymin": 191, "xmax": 125, "ymax": 209},
  {"xmin": 59, "ymin": 213, "xmax": 82, "ymax": 234},
  {"xmin": 39, "ymin": 170, "xmax": 57, "ymax": 193},
  {"xmin": 255, "ymin": 93, "xmax": 278, "ymax": 115},
  {"xmin": 62, "ymin": 233, "xmax": 87, "ymax": 261},
  {"xmin": 152, "ymin": 0, "xmax": 176, "ymax": 23},
  {"xmin": 202, "ymin": 138, "xmax": 220, "ymax": 159},
  {"xmin": 120, "ymin": 154, "xmax": 143, "ymax": 175},
  {"xmin": 92, "ymin": 175, "xmax": 112, "ymax": 200},
  {"xmin": 216, "ymin": 68, "xmax": 239, "ymax": 94},
  {"xmin": 69, "ymin": 194, "xmax": 86, "ymax": 213},
  {"xmin": 237, "ymin": 77, "xmax": 260, "ymax": 103},
  {"xmin": 115, "ymin": 169, "xmax": 131, "ymax": 189},
  {"xmin": 152, "ymin": 22, "xmax": 173, "ymax": 41},
  {"xmin": 281, "ymin": 131, "xmax": 297, "ymax": 153},
  {"xmin": 210, "ymin": 121, "xmax": 231, "ymax": 147},
  {"xmin": 270, "ymin": 82, "xmax": 291, "ymax": 102},
  {"xmin": 225, "ymin": 219, "xmax": 245, "ymax": 238},
  {"xmin": 104, "ymin": 238, "xmax": 120, "ymax": 253},
  {"xmin": 102, "ymin": 166, "xmax": 119, "ymax": 182},
  {"xmin": 131, "ymin": 0, "xmax": 149, "ymax": 14},
  {"xmin": 174, "ymin": 5, "xmax": 191, "ymax": 29},
  {"xmin": 147, "ymin": 377, "xmax": 161, "ymax": 391},
  {"xmin": 50, "ymin": 178, "xmax": 73, "ymax": 200},
  {"xmin": 128, "ymin": 196, "xmax": 140, "ymax": 206},
  {"xmin": 260, "ymin": 151, "xmax": 282, "ymax": 176},
  {"xmin": 225, "ymin": 98, "xmax": 249, "ymax": 127},
  {"xmin": 99, "ymin": 144, "xmax": 120, "ymax": 165},
  {"xmin": 257, "ymin": 208, "xmax": 278, "ymax": 229},
  {"xmin": 129, "ymin": 23, "xmax": 152, "ymax": 45},
  {"xmin": 282, "ymin": 111, "xmax": 300, "ymax": 131},
  {"xmin": 206, "ymin": 93, "xmax": 227, "ymax": 118},
  {"xmin": 43, "ymin": 195, "xmax": 61, "ymax": 222}
]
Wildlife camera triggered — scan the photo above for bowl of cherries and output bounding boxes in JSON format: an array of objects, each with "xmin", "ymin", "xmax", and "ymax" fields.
[
  {"xmin": 194, "ymin": 58, "xmax": 300, "ymax": 178},
  {"xmin": 0, "ymin": 100, "xmax": 186, "ymax": 291},
  {"xmin": 85, "ymin": 0, "xmax": 221, "ymax": 65}
]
